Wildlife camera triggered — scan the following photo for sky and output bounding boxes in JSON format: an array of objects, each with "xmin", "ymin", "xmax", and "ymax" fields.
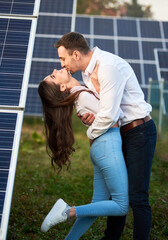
[{"xmin": 138, "ymin": 0, "xmax": 168, "ymax": 21}]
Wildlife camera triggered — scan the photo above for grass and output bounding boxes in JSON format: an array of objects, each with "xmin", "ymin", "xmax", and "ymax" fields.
[{"xmin": 7, "ymin": 113, "xmax": 168, "ymax": 240}]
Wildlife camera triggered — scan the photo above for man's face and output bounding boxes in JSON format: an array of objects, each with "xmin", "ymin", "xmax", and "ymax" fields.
[{"xmin": 57, "ymin": 46, "xmax": 79, "ymax": 75}]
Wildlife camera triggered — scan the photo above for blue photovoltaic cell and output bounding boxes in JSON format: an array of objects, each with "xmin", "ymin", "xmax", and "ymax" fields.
[
  {"xmin": 94, "ymin": 39, "xmax": 115, "ymax": 53},
  {"xmin": 0, "ymin": 192, "xmax": 5, "ymax": 223},
  {"xmin": 157, "ymin": 50, "xmax": 168, "ymax": 81},
  {"xmin": 0, "ymin": 31, "xmax": 5, "ymax": 44},
  {"xmin": 75, "ymin": 17, "xmax": 90, "ymax": 34},
  {"xmin": 164, "ymin": 93, "xmax": 168, "ymax": 113},
  {"xmin": 33, "ymin": 37, "xmax": 59, "ymax": 59},
  {"xmin": 39, "ymin": 0, "xmax": 74, "ymax": 13},
  {"xmin": 118, "ymin": 40, "xmax": 139, "ymax": 59},
  {"xmin": 6, "ymin": 31, "xmax": 30, "ymax": 45},
  {"xmin": 0, "ymin": 112, "xmax": 17, "ymax": 130},
  {"xmin": 8, "ymin": 18, "xmax": 32, "ymax": 31},
  {"xmin": 129, "ymin": 63, "xmax": 141, "ymax": 84},
  {"xmin": 154, "ymin": 50, "xmax": 168, "ymax": 113},
  {"xmin": 0, "ymin": 171, "xmax": 9, "ymax": 191},
  {"xmin": 142, "ymin": 41, "xmax": 163, "ymax": 60},
  {"xmin": 25, "ymin": 88, "xmax": 42, "ymax": 115},
  {"xmin": 0, "ymin": 0, "xmax": 35, "ymax": 15},
  {"xmin": 117, "ymin": 19, "xmax": 138, "ymax": 37},
  {"xmin": 3, "ymin": 45, "xmax": 28, "ymax": 59},
  {"xmin": 163, "ymin": 22, "xmax": 168, "ymax": 38},
  {"xmin": 0, "ymin": 150, "xmax": 12, "ymax": 170},
  {"xmin": 0, "ymin": 89, "xmax": 21, "ymax": 106},
  {"xmin": 0, "ymin": 59, "xmax": 25, "ymax": 74},
  {"xmin": 144, "ymin": 64, "xmax": 158, "ymax": 83},
  {"xmin": 140, "ymin": 20, "xmax": 161, "ymax": 38},
  {"xmin": 0, "ymin": 18, "xmax": 31, "ymax": 106},
  {"xmin": 158, "ymin": 51, "xmax": 168, "ymax": 68},
  {"xmin": 94, "ymin": 18, "xmax": 114, "ymax": 36},
  {"xmin": 161, "ymin": 71, "xmax": 168, "ymax": 81},
  {"xmin": 0, "ymin": 130, "xmax": 15, "ymax": 148},
  {"xmin": 0, "ymin": 112, "xmax": 17, "ymax": 226},
  {"xmin": 36, "ymin": 16, "xmax": 72, "ymax": 35},
  {"xmin": 141, "ymin": 87, "xmax": 148, "ymax": 101}
]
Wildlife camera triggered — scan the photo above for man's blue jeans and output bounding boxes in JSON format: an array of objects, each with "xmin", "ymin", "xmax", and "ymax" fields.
[{"xmin": 101, "ymin": 119, "xmax": 157, "ymax": 240}]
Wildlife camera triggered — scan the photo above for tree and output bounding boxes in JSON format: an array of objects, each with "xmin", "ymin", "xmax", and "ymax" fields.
[
  {"xmin": 124, "ymin": 0, "xmax": 153, "ymax": 18},
  {"xmin": 77, "ymin": 0, "xmax": 119, "ymax": 16},
  {"xmin": 76, "ymin": 0, "xmax": 153, "ymax": 18}
]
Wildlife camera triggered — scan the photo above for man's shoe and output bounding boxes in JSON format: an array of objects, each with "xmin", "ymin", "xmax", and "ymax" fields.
[{"xmin": 41, "ymin": 198, "xmax": 69, "ymax": 232}]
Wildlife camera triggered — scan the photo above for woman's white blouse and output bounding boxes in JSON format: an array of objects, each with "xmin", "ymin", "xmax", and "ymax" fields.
[
  {"xmin": 70, "ymin": 86, "xmax": 124, "ymax": 138},
  {"xmin": 70, "ymin": 86, "xmax": 100, "ymax": 116}
]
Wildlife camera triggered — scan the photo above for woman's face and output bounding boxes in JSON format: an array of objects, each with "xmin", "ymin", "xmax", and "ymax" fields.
[{"xmin": 45, "ymin": 68, "xmax": 70, "ymax": 87}]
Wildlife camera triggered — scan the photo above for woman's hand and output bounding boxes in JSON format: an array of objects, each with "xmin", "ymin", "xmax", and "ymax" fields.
[{"xmin": 91, "ymin": 64, "xmax": 100, "ymax": 94}]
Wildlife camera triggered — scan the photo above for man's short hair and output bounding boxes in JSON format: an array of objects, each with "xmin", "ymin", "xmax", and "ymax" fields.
[{"xmin": 54, "ymin": 32, "xmax": 90, "ymax": 55}]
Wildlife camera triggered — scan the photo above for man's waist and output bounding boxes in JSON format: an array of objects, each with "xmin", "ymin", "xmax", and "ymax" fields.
[{"xmin": 120, "ymin": 115, "xmax": 152, "ymax": 133}]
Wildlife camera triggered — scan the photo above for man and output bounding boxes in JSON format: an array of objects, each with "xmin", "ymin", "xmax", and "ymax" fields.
[{"xmin": 54, "ymin": 32, "xmax": 157, "ymax": 240}]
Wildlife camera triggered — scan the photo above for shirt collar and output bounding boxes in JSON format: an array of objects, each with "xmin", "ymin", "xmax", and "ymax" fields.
[{"xmin": 83, "ymin": 46, "xmax": 101, "ymax": 76}]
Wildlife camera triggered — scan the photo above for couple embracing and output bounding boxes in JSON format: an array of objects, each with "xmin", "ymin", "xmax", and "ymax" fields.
[{"xmin": 38, "ymin": 32, "xmax": 157, "ymax": 240}]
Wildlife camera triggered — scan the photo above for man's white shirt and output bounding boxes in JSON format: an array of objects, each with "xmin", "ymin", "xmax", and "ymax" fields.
[{"xmin": 81, "ymin": 47, "xmax": 152, "ymax": 140}]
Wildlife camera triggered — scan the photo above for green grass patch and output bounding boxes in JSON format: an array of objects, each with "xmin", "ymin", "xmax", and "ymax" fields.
[{"xmin": 7, "ymin": 113, "xmax": 168, "ymax": 239}]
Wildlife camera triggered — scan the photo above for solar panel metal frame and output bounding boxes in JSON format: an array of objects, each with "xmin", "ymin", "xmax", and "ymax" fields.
[{"xmin": 0, "ymin": 0, "xmax": 41, "ymax": 239}]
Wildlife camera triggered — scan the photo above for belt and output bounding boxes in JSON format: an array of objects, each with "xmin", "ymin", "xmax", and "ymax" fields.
[{"xmin": 121, "ymin": 115, "xmax": 152, "ymax": 133}]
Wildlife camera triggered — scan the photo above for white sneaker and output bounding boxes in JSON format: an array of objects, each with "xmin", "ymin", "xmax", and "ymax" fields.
[{"xmin": 41, "ymin": 198, "xmax": 69, "ymax": 232}]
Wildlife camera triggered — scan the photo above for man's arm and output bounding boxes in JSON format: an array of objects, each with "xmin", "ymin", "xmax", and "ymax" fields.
[
  {"xmin": 86, "ymin": 64, "xmax": 126, "ymax": 140},
  {"xmin": 77, "ymin": 112, "xmax": 95, "ymax": 126}
]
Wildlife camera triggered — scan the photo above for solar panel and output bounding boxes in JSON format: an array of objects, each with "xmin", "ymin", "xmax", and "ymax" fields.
[
  {"xmin": 25, "ymin": 5, "xmax": 168, "ymax": 116},
  {"xmin": 154, "ymin": 49, "xmax": 168, "ymax": 114},
  {"xmin": 25, "ymin": 0, "xmax": 77, "ymax": 115},
  {"xmin": 0, "ymin": 17, "xmax": 32, "ymax": 107},
  {"xmin": 0, "ymin": 0, "xmax": 36, "ymax": 15},
  {"xmin": 0, "ymin": 110, "xmax": 23, "ymax": 240},
  {"xmin": 0, "ymin": 0, "xmax": 40, "ymax": 238}
]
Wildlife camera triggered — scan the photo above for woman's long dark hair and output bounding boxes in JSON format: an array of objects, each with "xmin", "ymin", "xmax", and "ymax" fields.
[{"xmin": 38, "ymin": 80, "xmax": 97, "ymax": 172}]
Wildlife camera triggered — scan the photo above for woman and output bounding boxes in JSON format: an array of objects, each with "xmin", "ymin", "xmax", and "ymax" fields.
[{"xmin": 38, "ymin": 68, "xmax": 129, "ymax": 239}]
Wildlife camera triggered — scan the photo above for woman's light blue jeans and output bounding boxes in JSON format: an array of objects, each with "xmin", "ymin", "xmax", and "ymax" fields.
[{"xmin": 65, "ymin": 128, "xmax": 129, "ymax": 240}]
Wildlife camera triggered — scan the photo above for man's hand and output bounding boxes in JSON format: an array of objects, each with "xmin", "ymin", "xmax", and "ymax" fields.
[{"xmin": 77, "ymin": 113, "xmax": 95, "ymax": 126}]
